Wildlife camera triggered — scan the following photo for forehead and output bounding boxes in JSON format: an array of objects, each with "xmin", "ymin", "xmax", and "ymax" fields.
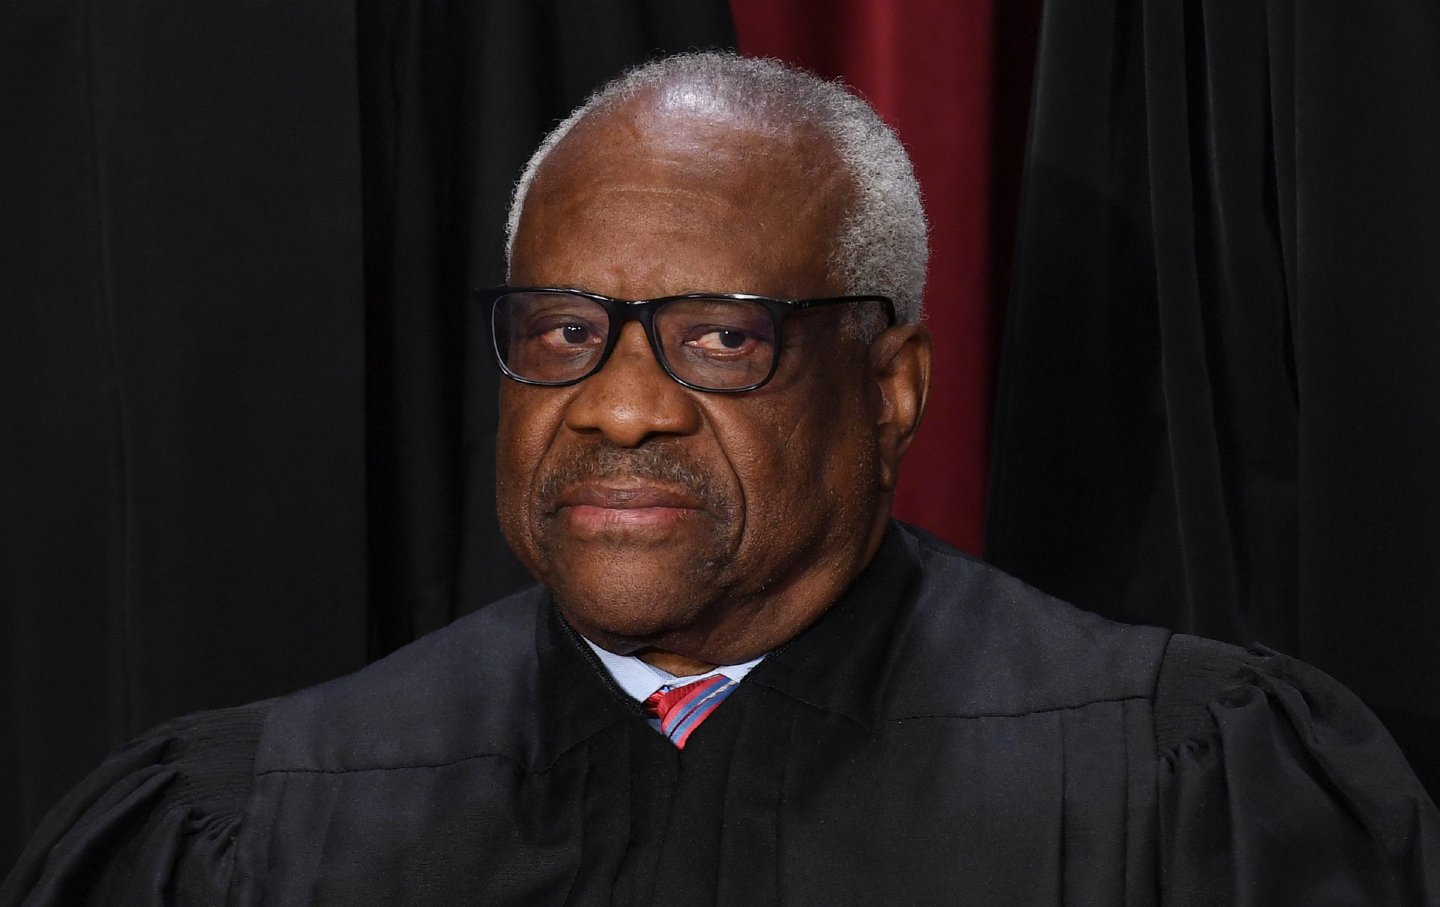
[{"xmin": 510, "ymin": 98, "xmax": 852, "ymax": 299}]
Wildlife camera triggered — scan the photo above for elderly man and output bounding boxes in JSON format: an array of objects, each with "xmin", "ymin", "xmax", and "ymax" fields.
[{"xmin": 5, "ymin": 52, "xmax": 1438, "ymax": 906}]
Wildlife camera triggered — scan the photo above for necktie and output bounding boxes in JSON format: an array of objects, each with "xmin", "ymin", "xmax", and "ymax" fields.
[{"xmin": 643, "ymin": 674, "xmax": 738, "ymax": 749}]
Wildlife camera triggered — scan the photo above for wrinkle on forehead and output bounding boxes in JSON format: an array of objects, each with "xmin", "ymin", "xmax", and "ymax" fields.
[{"xmin": 539, "ymin": 177, "xmax": 843, "ymax": 238}]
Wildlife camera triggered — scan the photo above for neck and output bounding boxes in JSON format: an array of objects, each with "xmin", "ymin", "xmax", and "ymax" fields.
[{"xmin": 637, "ymin": 649, "xmax": 717, "ymax": 676}]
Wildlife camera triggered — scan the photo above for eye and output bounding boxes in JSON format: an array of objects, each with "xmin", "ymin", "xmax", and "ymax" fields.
[
  {"xmin": 553, "ymin": 323, "xmax": 595, "ymax": 345},
  {"xmin": 658, "ymin": 298, "xmax": 776, "ymax": 368},
  {"xmin": 688, "ymin": 328, "xmax": 754, "ymax": 352},
  {"xmin": 528, "ymin": 315, "xmax": 604, "ymax": 349}
]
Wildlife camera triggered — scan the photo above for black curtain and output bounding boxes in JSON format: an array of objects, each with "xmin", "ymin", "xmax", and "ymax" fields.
[
  {"xmin": 988, "ymin": 0, "xmax": 1440, "ymax": 795},
  {"xmin": 0, "ymin": 0, "xmax": 733, "ymax": 870}
]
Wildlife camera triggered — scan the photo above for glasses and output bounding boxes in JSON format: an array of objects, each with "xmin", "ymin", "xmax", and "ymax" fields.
[{"xmin": 481, "ymin": 286, "xmax": 895, "ymax": 393}]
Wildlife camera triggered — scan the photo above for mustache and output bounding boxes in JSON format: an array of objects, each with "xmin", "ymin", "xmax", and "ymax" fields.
[{"xmin": 536, "ymin": 442, "xmax": 732, "ymax": 517}]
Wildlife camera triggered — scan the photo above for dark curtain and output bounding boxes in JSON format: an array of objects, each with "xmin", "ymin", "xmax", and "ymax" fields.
[
  {"xmin": 0, "ymin": 0, "xmax": 733, "ymax": 870},
  {"xmin": 988, "ymin": 0, "xmax": 1440, "ymax": 794}
]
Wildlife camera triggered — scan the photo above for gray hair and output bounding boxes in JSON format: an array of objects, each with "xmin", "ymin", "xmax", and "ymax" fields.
[{"xmin": 504, "ymin": 52, "xmax": 928, "ymax": 335}]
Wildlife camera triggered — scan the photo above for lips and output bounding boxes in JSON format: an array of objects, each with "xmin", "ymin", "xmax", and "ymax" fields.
[
  {"xmin": 553, "ymin": 482, "xmax": 705, "ymax": 534},
  {"xmin": 557, "ymin": 482, "xmax": 705, "ymax": 511},
  {"xmin": 533, "ymin": 442, "xmax": 732, "ymax": 540}
]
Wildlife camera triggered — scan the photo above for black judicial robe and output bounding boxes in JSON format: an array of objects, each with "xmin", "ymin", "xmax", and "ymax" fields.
[{"xmin": 5, "ymin": 524, "xmax": 1438, "ymax": 905}]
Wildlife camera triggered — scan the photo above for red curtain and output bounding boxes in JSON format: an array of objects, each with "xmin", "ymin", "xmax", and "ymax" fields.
[{"xmin": 730, "ymin": 0, "xmax": 1039, "ymax": 554}]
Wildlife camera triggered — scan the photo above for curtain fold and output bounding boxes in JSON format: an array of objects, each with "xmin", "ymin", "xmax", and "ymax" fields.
[
  {"xmin": 988, "ymin": 0, "xmax": 1440, "ymax": 794},
  {"xmin": 1, "ymin": 0, "xmax": 372, "ymax": 869}
]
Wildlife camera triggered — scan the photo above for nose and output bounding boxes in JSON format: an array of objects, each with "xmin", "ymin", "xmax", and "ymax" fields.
[{"xmin": 562, "ymin": 322, "xmax": 702, "ymax": 447}]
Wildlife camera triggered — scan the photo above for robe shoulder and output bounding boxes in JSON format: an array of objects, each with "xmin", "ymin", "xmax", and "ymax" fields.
[
  {"xmin": 0, "ymin": 701, "xmax": 270, "ymax": 906},
  {"xmin": 1154, "ymin": 633, "xmax": 1440, "ymax": 905},
  {"xmin": 882, "ymin": 523, "xmax": 1174, "ymax": 717},
  {"xmin": 0, "ymin": 586, "xmax": 552, "ymax": 906},
  {"xmin": 1, "ymin": 587, "xmax": 555, "ymax": 904},
  {"xmin": 256, "ymin": 584, "xmax": 553, "ymax": 773},
  {"xmin": 890, "ymin": 526, "xmax": 1440, "ymax": 903}
]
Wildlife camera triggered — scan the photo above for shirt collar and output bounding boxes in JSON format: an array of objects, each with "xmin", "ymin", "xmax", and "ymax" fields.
[{"xmin": 581, "ymin": 636, "xmax": 765, "ymax": 702}]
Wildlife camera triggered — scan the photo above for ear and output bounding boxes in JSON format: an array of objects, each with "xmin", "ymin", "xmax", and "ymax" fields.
[{"xmin": 868, "ymin": 323, "xmax": 932, "ymax": 492}]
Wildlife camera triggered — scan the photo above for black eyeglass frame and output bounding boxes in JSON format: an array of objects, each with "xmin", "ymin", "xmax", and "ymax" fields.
[{"xmin": 479, "ymin": 285, "xmax": 897, "ymax": 394}]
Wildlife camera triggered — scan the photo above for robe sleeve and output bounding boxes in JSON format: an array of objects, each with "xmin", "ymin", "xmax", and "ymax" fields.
[
  {"xmin": 1155, "ymin": 635, "xmax": 1440, "ymax": 906},
  {"xmin": 0, "ymin": 701, "xmax": 269, "ymax": 906}
]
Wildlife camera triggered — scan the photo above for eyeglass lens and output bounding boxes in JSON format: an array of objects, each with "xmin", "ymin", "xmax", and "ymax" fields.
[{"xmin": 493, "ymin": 291, "xmax": 778, "ymax": 390}]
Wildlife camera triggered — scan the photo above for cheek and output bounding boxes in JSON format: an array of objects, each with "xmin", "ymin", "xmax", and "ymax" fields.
[
  {"xmin": 495, "ymin": 388, "xmax": 566, "ymax": 548},
  {"xmin": 719, "ymin": 375, "xmax": 878, "ymax": 545}
]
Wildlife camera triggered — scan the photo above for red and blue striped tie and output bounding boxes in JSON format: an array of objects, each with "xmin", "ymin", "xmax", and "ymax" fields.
[{"xmin": 644, "ymin": 674, "xmax": 738, "ymax": 749}]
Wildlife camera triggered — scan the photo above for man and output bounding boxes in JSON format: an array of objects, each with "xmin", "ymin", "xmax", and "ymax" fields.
[{"xmin": 4, "ymin": 52, "xmax": 1437, "ymax": 905}]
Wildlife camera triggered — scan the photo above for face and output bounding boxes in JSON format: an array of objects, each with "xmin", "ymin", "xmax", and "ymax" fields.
[{"xmin": 498, "ymin": 98, "xmax": 913, "ymax": 666}]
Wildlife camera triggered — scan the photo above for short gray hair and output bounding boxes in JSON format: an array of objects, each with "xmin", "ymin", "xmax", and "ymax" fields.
[{"xmin": 504, "ymin": 52, "xmax": 928, "ymax": 335}]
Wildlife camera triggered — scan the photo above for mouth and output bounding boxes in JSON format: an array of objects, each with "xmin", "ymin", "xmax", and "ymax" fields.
[{"xmin": 553, "ymin": 482, "xmax": 705, "ymax": 534}]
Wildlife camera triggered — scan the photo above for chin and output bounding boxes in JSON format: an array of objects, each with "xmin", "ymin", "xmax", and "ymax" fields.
[
  {"xmin": 537, "ymin": 511, "xmax": 730, "ymax": 598},
  {"xmin": 557, "ymin": 589, "xmax": 707, "ymax": 647}
]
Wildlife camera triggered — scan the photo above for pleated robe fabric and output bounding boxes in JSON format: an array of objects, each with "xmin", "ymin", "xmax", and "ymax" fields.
[{"xmin": 5, "ymin": 524, "xmax": 1437, "ymax": 905}]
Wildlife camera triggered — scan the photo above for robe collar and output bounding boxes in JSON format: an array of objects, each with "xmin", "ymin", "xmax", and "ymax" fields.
[
  {"xmin": 536, "ymin": 522, "xmax": 922, "ymax": 762},
  {"xmin": 743, "ymin": 523, "xmax": 922, "ymax": 736}
]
